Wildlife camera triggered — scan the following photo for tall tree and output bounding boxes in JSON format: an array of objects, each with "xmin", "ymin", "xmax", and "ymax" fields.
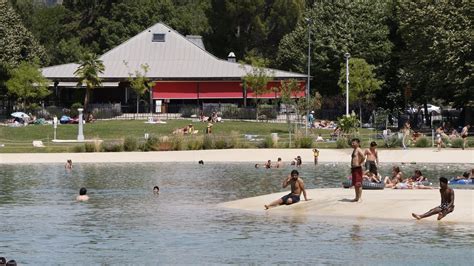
[
  {"xmin": 0, "ymin": 1, "xmax": 48, "ymax": 68},
  {"xmin": 241, "ymin": 58, "xmax": 274, "ymax": 120},
  {"xmin": 206, "ymin": 0, "xmax": 304, "ymax": 62},
  {"xmin": 6, "ymin": 61, "xmax": 50, "ymax": 109},
  {"xmin": 74, "ymin": 53, "xmax": 105, "ymax": 111},
  {"xmin": 126, "ymin": 63, "xmax": 155, "ymax": 113},
  {"xmin": 338, "ymin": 58, "xmax": 383, "ymax": 122},
  {"xmin": 276, "ymin": 1, "xmax": 392, "ymax": 96},
  {"xmin": 396, "ymin": 1, "xmax": 473, "ymax": 108}
]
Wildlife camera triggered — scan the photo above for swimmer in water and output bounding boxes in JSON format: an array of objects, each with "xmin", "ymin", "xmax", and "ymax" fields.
[
  {"xmin": 76, "ymin": 187, "xmax": 89, "ymax": 202},
  {"xmin": 153, "ymin": 186, "xmax": 160, "ymax": 194},
  {"xmin": 65, "ymin": 159, "xmax": 73, "ymax": 169}
]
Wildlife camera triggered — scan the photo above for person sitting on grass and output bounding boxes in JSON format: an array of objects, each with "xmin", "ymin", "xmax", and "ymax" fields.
[
  {"xmin": 412, "ymin": 177, "xmax": 454, "ymax": 221},
  {"xmin": 264, "ymin": 170, "xmax": 308, "ymax": 210}
]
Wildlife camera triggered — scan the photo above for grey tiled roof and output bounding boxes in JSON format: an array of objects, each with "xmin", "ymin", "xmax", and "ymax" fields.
[{"xmin": 42, "ymin": 23, "xmax": 306, "ymax": 80}]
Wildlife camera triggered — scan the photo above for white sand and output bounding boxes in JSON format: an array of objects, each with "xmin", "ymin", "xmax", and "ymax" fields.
[
  {"xmin": 219, "ymin": 188, "xmax": 474, "ymax": 224},
  {"xmin": 1, "ymin": 148, "xmax": 473, "ymax": 164}
]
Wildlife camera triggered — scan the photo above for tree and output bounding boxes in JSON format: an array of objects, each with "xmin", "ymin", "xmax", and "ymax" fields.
[
  {"xmin": 276, "ymin": 1, "xmax": 392, "ymax": 96},
  {"xmin": 0, "ymin": 1, "xmax": 48, "ymax": 68},
  {"xmin": 126, "ymin": 62, "xmax": 155, "ymax": 113},
  {"xmin": 396, "ymin": 1, "xmax": 473, "ymax": 108},
  {"xmin": 338, "ymin": 58, "xmax": 383, "ymax": 123},
  {"xmin": 6, "ymin": 61, "xmax": 50, "ymax": 109},
  {"xmin": 206, "ymin": 0, "xmax": 304, "ymax": 61},
  {"xmin": 74, "ymin": 53, "xmax": 105, "ymax": 111},
  {"xmin": 241, "ymin": 58, "xmax": 274, "ymax": 120}
]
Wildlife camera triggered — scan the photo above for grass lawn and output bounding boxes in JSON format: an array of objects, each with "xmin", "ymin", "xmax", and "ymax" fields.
[{"xmin": 2, "ymin": 119, "xmax": 468, "ymax": 153}]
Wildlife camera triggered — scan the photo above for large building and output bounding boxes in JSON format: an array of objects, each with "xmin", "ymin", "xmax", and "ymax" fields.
[{"xmin": 42, "ymin": 23, "xmax": 306, "ymax": 113}]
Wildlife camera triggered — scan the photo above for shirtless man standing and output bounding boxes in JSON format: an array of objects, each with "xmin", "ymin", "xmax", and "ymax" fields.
[
  {"xmin": 412, "ymin": 177, "xmax": 454, "ymax": 220},
  {"xmin": 364, "ymin": 141, "xmax": 379, "ymax": 175},
  {"xmin": 351, "ymin": 138, "xmax": 365, "ymax": 202},
  {"xmin": 264, "ymin": 170, "xmax": 308, "ymax": 209}
]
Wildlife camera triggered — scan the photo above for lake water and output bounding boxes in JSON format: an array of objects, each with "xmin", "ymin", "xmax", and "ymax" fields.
[{"xmin": 1, "ymin": 162, "xmax": 473, "ymax": 264}]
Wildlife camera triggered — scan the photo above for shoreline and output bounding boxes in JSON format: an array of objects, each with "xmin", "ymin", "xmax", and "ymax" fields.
[
  {"xmin": 1, "ymin": 148, "xmax": 473, "ymax": 164},
  {"xmin": 219, "ymin": 188, "xmax": 474, "ymax": 224}
]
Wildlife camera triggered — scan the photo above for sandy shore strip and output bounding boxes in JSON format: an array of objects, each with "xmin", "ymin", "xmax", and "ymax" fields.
[
  {"xmin": 219, "ymin": 188, "xmax": 474, "ymax": 224},
  {"xmin": 1, "ymin": 148, "xmax": 473, "ymax": 164}
]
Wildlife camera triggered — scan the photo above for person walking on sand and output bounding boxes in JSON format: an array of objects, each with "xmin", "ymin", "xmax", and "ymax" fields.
[
  {"xmin": 264, "ymin": 170, "xmax": 308, "ymax": 209},
  {"xmin": 461, "ymin": 124, "xmax": 469, "ymax": 150},
  {"xmin": 364, "ymin": 142, "xmax": 379, "ymax": 175},
  {"xmin": 435, "ymin": 126, "xmax": 444, "ymax": 152},
  {"xmin": 412, "ymin": 177, "xmax": 454, "ymax": 220},
  {"xmin": 350, "ymin": 138, "xmax": 365, "ymax": 202}
]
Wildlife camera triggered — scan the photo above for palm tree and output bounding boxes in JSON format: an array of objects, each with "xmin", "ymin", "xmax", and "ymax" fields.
[{"xmin": 74, "ymin": 53, "xmax": 105, "ymax": 111}]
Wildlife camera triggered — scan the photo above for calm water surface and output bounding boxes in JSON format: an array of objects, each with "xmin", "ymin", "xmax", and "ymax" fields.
[{"xmin": 1, "ymin": 162, "xmax": 473, "ymax": 264}]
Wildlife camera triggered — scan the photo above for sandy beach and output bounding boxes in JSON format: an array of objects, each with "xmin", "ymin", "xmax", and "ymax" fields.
[
  {"xmin": 219, "ymin": 188, "xmax": 474, "ymax": 224},
  {"xmin": 1, "ymin": 148, "xmax": 473, "ymax": 164}
]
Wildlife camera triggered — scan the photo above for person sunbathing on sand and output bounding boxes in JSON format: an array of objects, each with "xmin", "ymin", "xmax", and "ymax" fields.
[
  {"xmin": 264, "ymin": 170, "xmax": 308, "ymax": 210},
  {"xmin": 384, "ymin": 166, "xmax": 403, "ymax": 188},
  {"xmin": 363, "ymin": 171, "xmax": 380, "ymax": 183},
  {"xmin": 412, "ymin": 177, "xmax": 454, "ymax": 220}
]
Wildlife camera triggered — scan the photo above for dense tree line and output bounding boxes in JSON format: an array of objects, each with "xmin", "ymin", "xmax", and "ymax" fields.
[{"xmin": 1, "ymin": 0, "xmax": 472, "ymax": 110}]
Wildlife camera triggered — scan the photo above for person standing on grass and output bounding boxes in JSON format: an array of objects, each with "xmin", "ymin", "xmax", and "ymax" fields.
[
  {"xmin": 461, "ymin": 124, "xmax": 469, "ymax": 150},
  {"xmin": 412, "ymin": 177, "xmax": 454, "ymax": 221},
  {"xmin": 350, "ymin": 138, "xmax": 365, "ymax": 202}
]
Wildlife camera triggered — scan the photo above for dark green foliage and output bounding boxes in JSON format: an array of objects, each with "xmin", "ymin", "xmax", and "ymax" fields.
[
  {"xmin": 414, "ymin": 137, "xmax": 430, "ymax": 148},
  {"xmin": 102, "ymin": 141, "xmax": 124, "ymax": 152},
  {"xmin": 295, "ymin": 135, "xmax": 313, "ymax": 148},
  {"xmin": 336, "ymin": 137, "xmax": 349, "ymax": 149},
  {"xmin": 202, "ymin": 135, "xmax": 214, "ymax": 150},
  {"xmin": 123, "ymin": 136, "xmax": 138, "ymax": 151},
  {"xmin": 450, "ymin": 138, "xmax": 464, "ymax": 149},
  {"xmin": 258, "ymin": 136, "xmax": 274, "ymax": 148},
  {"xmin": 73, "ymin": 145, "xmax": 85, "ymax": 152}
]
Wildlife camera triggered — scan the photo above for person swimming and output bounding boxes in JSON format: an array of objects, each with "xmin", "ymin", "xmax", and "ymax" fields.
[
  {"xmin": 76, "ymin": 187, "xmax": 89, "ymax": 201},
  {"xmin": 198, "ymin": 160, "xmax": 204, "ymax": 165},
  {"xmin": 65, "ymin": 159, "xmax": 73, "ymax": 169},
  {"xmin": 153, "ymin": 186, "xmax": 160, "ymax": 194}
]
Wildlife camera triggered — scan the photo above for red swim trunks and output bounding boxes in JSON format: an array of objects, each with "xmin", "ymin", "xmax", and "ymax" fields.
[{"xmin": 351, "ymin": 167, "xmax": 363, "ymax": 187}]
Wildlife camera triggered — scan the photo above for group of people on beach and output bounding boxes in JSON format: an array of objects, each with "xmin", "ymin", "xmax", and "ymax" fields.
[{"xmin": 402, "ymin": 122, "xmax": 470, "ymax": 151}]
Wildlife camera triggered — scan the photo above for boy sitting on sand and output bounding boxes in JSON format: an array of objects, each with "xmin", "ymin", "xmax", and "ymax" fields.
[{"xmin": 412, "ymin": 177, "xmax": 454, "ymax": 220}]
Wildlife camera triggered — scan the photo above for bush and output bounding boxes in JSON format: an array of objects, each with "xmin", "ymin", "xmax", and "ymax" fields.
[
  {"xmin": 186, "ymin": 136, "xmax": 203, "ymax": 150},
  {"xmin": 171, "ymin": 135, "xmax": 184, "ymax": 150},
  {"xmin": 70, "ymin": 102, "xmax": 83, "ymax": 117},
  {"xmin": 384, "ymin": 134, "xmax": 402, "ymax": 148},
  {"xmin": 203, "ymin": 135, "xmax": 214, "ymax": 149},
  {"xmin": 259, "ymin": 106, "xmax": 278, "ymax": 120},
  {"xmin": 468, "ymin": 140, "xmax": 474, "ymax": 148},
  {"xmin": 140, "ymin": 136, "xmax": 160, "ymax": 151},
  {"xmin": 124, "ymin": 136, "xmax": 138, "ymax": 151},
  {"xmin": 258, "ymin": 136, "xmax": 274, "ymax": 148},
  {"xmin": 295, "ymin": 136, "xmax": 313, "ymax": 148},
  {"xmin": 73, "ymin": 145, "xmax": 85, "ymax": 152},
  {"xmin": 214, "ymin": 138, "xmax": 227, "ymax": 149},
  {"xmin": 415, "ymin": 136, "xmax": 431, "ymax": 147},
  {"xmin": 102, "ymin": 141, "xmax": 124, "ymax": 152},
  {"xmin": 450, "ymin": 138, "xmax": 464, "ymax": 148},
  {"xmin": 337, "ymin": 112, "xmax": 360, "ymax": 135},
  {"xmin": 336, "ymin": 137, "xmax": 350, "ymax": 149},
  {"xmin": 224, "ymin": 131, "xmax": 241, "ymax": 148}
]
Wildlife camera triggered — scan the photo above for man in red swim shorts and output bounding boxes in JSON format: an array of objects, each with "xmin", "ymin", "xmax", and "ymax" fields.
[{"xmin": 351, "ymin": 138, "xmax": 365, "ymax": 202}]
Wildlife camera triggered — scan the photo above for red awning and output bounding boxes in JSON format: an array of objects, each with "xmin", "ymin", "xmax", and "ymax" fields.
[
  {"xmin": 199, "ymin": 82, "xmax": 243, "ymax": 99},
  {"xmin": 246, "ymin": 81, "xmax": 305, "ymax": 98},
  {"xmin": 153, "ymin": 82, "xmax": 198, "ymax": 99}
]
